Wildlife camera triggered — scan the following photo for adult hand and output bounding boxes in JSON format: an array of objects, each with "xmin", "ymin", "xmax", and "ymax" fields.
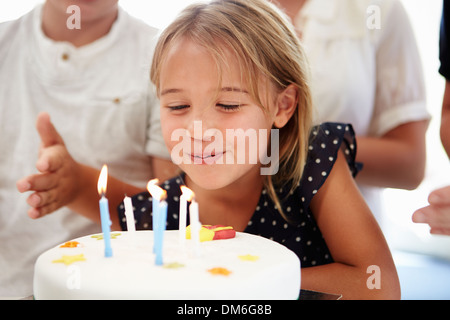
[
  {"xmin": 412, "ymin": 185, "xmax": 450, "ymax": 236},
  {"xmin": 16, "ymin": 112, "xmax": 82, "ymax": 219}
]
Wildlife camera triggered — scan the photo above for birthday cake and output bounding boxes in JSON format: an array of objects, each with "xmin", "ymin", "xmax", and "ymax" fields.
[{"xmin": 33, "ymin": 229, "xmax": 301, "ymax": 300}]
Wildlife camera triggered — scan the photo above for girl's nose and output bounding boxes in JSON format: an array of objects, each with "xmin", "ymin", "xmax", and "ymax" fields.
[
  {"xmin": 187, "ymin": 120, "xmax": 222, "ymax": 142},
  {"xmin": 186, "ymin": 106, "xmax": 220, "ymax": 141}
]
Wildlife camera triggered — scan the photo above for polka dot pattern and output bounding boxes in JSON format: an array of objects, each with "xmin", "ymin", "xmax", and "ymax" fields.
[{"xmin": 117, "ymin": 123, "xmax": 360, "ymax": 268}]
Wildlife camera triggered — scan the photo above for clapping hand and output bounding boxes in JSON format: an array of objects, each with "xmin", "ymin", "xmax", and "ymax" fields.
[
  {"xmin": 412, "ymin": 185, "xmax": 450, "ymax": 236},
  {"xmin": 16, "ymin": 112, "xmax": 82, "ymax": 219}
]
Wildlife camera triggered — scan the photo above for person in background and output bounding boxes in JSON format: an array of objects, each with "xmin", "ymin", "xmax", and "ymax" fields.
[
  {"xmin": 275, "ymin": 0, "xmax": 430, "ymax": 226},
  {"xmin": 412, "ymin": 0, "xmax": 450, "ymax": 236},
  {"xmin": 1, "ymin": 0, "xmax": 175, "ymax": 297}
]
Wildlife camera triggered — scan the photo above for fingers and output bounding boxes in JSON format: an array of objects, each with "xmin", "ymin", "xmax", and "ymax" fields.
[
  {"xmin": 36, "ymin": 144, "xmax": 67, "ymax": 173},
  {"xmin": 17, "ymin": 171, "xmax": 61, "ymax": 218},
  {"xmin": 36, "ymin": 112, "xmax": 64, "ymax": 148},
  {"xmin": 430, "ymin": 227, "xmax": 450, "ymax": 236},
  {"xmin": 27, "ymin": 198, "xmax": 61, "ymax": 219},
  {"xmin": 412, "ymin": 206, "xmax": 436, "ymax": 225},
  {"xmin": 16, "ymin": 178, "xmax": 31, "ymax": 193},
  {"xmin": 412, "ymin": 186, "xmax": 450, "ymax": 234},
  {"xmin": 26, "ymin": 189, "xmax": 57, "ymax": 209},
  {"xmin": 24, "ymin": 183, "xmax": 62, "ymax": 219},
  {"xmin": 412, "ymin": 204, "xmax": 450, "ymax": 232},
  {"xmin": 17, "ymin": 171, "xmax": 59, "ymax": 193},
  {"xmin": 428, "ymin": 185, "xmax": 450, "ymax": 206},
  {"xmin": 35, "ymin": 113, "xmax": 66, "ymax": 173}
]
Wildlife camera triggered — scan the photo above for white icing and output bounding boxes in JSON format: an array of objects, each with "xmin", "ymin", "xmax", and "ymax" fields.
[{"xmin": 34, "ymin": 230, "xmax": 300, "ymax": 299}]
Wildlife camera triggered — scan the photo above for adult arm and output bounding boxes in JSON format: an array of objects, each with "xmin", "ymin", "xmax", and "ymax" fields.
[{"xmin": 355, "ymin": 120, "xmax": 428, "ymax": 190}]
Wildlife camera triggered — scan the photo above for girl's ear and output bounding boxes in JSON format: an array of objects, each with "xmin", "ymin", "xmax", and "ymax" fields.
[{"xmin": 273, "ymin": 84, "xmax": 298, "ymax": 128}]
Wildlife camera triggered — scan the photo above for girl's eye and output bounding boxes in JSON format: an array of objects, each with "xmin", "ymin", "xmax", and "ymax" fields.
[
  {"xmin": 167, "ymin": 105, "xmax": 190, "ymax": 112},
  {"xmin": 216, "ymin": 104, "xmax": 241, "ymax": 112}
]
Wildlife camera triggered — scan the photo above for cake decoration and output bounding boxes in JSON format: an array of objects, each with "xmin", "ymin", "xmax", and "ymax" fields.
[
  {"xmin": 207, "ymin": 267, "xmax": 232, "ymax": 276},
  {"xmin": 163, "ymin": 262, "xmax": 185, "ymax": 269},
  {"xmin": 186, "ymin": 225, "xmax": 236, "ymax": 242},
  {"xmin": 52, "ymin": 254, "xmax": 86, "ymax": 266},
  {"xmin": 59, "ymin": 241, "xmax": 81, "ymax": 248},
  {"xmin": 91, "ymin": 233, "xmax": 121, "ymax": 240},
  {"xmin": 238, "ymin": 254, "xmax": 259, "ymax": 262}
]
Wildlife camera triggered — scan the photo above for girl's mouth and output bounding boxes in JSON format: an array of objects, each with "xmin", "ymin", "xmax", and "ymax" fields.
[{"xmin": 189, "ymin": 151, "xmax": 225, "ymax": 164}]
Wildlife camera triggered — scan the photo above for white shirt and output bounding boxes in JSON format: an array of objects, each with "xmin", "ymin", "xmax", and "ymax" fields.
[
  {"xmin": 0, "ymin": 5, "xmax": 168, "ymax": 296},
  {"xmin": 295, "ymin": 0, "xmax": 430, "ymax": 221}
]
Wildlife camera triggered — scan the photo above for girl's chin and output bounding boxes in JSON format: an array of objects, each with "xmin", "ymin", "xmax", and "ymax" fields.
[
  {"xmin": 181, "ymin": 166, "xmax": 231, "ymax": 190},
  {"xmin": 180, "ymin": 163, "xmax": 261, "ymax": 191}
]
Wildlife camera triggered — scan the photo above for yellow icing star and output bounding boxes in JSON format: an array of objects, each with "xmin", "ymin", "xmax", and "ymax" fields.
[
  {"xmin": 207, "ymin": 267, "xmax": 232, "ymax": 276},
  {"xmin": 52, "ymin": 254, "xmax": 86, "ymax": 265},
  {"xmin": 238, "ymin": 254, "xmax": 260, "ymax": 262},
  {"xmin": 163, "ymin": 262, "xmax": 185, "ymax": 269},
  {"xmin": 91, "ymin": 233, "xmax": 121, "ymax": 240}
]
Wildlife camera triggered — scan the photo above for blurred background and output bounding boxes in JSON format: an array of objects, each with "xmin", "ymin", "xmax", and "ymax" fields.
[{"xmin": 1, "ymin": 0, "xmax": 449, "ymax": 299}]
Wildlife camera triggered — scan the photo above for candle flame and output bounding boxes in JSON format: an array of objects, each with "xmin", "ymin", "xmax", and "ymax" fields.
[
  {"xmin": 180, "ymin": 185, "xmax": 195, "ymax": 201},
  {"xmin": 97, "ymin": 165, "xmax": 108, "ymax": 196},
  {"xmin": 147, "ymin": 179, "xmax": 167, "ymax": 201}
]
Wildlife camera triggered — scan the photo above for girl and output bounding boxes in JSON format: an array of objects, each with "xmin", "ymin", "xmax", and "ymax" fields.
[{"xmin": 120, "ymin": 0, "xmax": 400, "ymax": 299}]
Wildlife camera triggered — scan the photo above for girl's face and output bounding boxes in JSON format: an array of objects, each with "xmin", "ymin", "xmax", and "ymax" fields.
[{"xmin": 159, "ymin": 37, "xmax": 281, "ymax": 190}]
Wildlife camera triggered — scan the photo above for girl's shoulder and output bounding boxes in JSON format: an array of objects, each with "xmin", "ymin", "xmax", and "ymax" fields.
[
  {"xmin": 290, "ymin": 122, "xmax": 361, "ymax": 215},
  {"xmin": 306, "ymin": 122, "xmax": 360, "ymax": 179}
]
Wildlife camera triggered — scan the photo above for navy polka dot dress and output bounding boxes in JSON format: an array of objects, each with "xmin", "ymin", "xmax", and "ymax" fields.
[{"xmin": 117, "ymin": 122, "xmax": 360, "ymax": 268}]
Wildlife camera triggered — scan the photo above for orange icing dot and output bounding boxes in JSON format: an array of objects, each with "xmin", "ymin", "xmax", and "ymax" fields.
[
  {"xmin": 207, "ymin": 267, "xmax": 232, "ymax": 276},
  {"xmin": 60, "ymin": 241, "xmax": 81, "ymax": 248}
]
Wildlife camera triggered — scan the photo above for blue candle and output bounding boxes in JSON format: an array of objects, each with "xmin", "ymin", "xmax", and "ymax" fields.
[
  {"xmin": 98, "ymin": 165, "xmax": 113, "ymax": 258},
  {"xmin": 147, "ymin": 179, "xmax": 167, "ymax": 266},
  {"xmin": 99, "ymin": 195, "xmax": 113, "ymax": 257},
  {"xmin": 148, "ymin": 179, "xmax": 160, "ymax": 253},
  {"xmin": 155, "ymin": 200, "xmax": 167, "ymax": 265}
]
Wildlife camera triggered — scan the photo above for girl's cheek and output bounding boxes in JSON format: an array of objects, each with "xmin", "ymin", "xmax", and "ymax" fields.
[{"xmin": 160, "ymin": 117, "xmax": 176, "ymax": 149}]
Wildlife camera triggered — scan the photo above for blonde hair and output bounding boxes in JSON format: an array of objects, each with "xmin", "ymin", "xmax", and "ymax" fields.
[{"xmin": 150, "ymin": 0, "xmax": 313, "ymax": 223}]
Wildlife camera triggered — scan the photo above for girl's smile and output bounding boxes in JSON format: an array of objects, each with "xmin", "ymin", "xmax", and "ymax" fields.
[{"xmin": 188, "ymin": 149, "xmax": 225, "ymax": 165}]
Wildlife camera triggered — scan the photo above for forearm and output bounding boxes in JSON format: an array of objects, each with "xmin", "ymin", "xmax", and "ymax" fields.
[
  {"xmin": 440, "ymin": 81, "xmax": 450, "ymax": 158},
  {"xmin": 440, "ymin": 113, "xmax": 450, "ymax": 158},
  {"xmin": 301, "ymin": 262, "xmax": 400, "ymax": 300},
  {"xmin": 355, "ymin": 120, "xmax": 428, "ymax": 190},
  {"xmin": 355, "ymin": 136, "xmax": 424, "ymax": 189}
]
